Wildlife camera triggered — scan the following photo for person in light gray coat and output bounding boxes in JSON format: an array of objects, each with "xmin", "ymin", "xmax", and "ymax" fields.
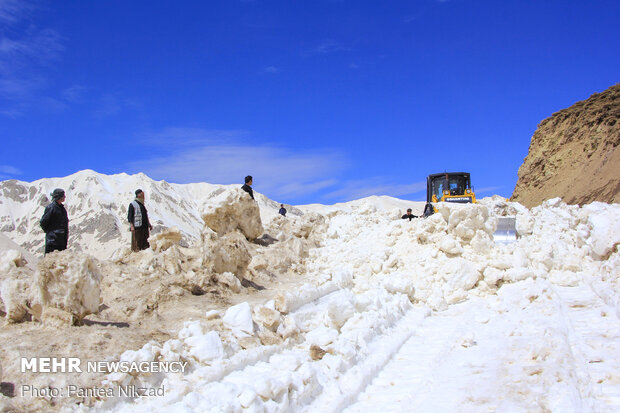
[{"xmin": 127, "ymin": 189, "xmax": 153, "ymax": 252}]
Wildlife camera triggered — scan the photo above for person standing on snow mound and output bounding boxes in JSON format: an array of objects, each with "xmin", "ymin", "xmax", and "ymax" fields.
[
  {"xmin": 279, "ymin": 204, "xmax": 287, "ymax": 216},
  {"xmin": 241, "ymin": 175, "xmax": 254, "ymax": 200},
  {"xmin": 40, "ymin": 188, "xmax": 69, "ymax": 254},
  {"xmin": 401, "ymin": 208, "xmax": 418, "ymax": 220},
  {"xmin": 127, "ymin": 189, "xmax": 153, "ymax": 252}
]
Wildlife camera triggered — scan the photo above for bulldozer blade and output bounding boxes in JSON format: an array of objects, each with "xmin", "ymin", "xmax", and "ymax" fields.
[{"xmin": 494, "ymin": 217, "xmax": 517, "ymax": 244}]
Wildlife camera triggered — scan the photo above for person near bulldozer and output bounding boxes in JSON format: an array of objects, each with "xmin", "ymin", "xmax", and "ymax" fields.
[
  {"xmin": 127, "ymin": 189, "xmax": 153, "ymax": 252},
  {"xmin": 401, "ymin": 208, "xmax": 418, "ymax": 220}
]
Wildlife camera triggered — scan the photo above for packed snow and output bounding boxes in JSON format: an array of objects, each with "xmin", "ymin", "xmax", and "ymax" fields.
[{"xmin": 0, "ymin": 171, "xmax": 619, "ymax": 412}]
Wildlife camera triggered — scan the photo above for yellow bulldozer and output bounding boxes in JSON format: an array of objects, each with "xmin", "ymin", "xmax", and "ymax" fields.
[
  {"xmin": 423, "ymin": 172, "xmax": 516, "ymax": 243},
  {"xmin": 426, "ymin": 172, "xmax": 476, "ymax": 205}
]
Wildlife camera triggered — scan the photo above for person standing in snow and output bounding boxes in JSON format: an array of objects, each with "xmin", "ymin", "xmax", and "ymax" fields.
[
  {"xmin": 40, "ymin": 188, "xmax": 69, "ymax": 254},
  {"xmin": 423, "ymin": 202, "xmax": 435, "ymax": 217},
  {"xmin": 241, "ymin": 175, "xmax": 254, "ymax": 200},
  {"xmin": 401, "ymin": 208, "xmax": 418, "ymax": 220},
  {"xmin": 279, "ymin": 204, "xmax": 287, "ymax": 216},
  {"xmin": 127, "ymin": 189, "xmax": 153, "ymax": 252}
]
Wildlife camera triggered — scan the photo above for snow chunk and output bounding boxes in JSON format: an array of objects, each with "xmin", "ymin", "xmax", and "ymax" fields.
[
  {"xmin": 35, "ymin": 250, "xmax": 102, "ymax": 324},
  {"xmin": 441, "ymin": 258, "xmax": 482, "ymax": 304},
  {"xmin": 306, "ymin": 325, "xmax": 339, "ymax": 347},
  {"xmin": 223, "ymin": 302, "xmax": 255, "ymax": 337},
  {"xmin": 381, "ymin": 275, "xmax": 416, "ymax": 302},
  {"xmin": 439, "ymin": 237, "xmax": 464, "ymax": 256},
  {"xmin": 212, "ymin": 232, "xmax": 252, "ymax": 277},
  {"xmin": 0, "ymin": 249, "xmax": 28, "ymax": 272},
  {"xmin": 178, "ymin": 321, "xmax": 225, "ymax": 362},
  {"xmin": 188, "ymin": 332, "xmax": 224, "ymax": 363},
  {"xmin": 149, "ymin": 227, "xmax": 183, "ymax": 252},
  {"xmin": 202, "ymin": 188, "xmax": 264, "ymax": 240},
  {"xmin": 582, "ymin": 202, "xmax": 620, "ymax": 258},
  {"xmin": 0, "ymin": 249, "xmax": 34, "ymax": 322},
  {"xmin": 253, "ymin": 305, "xmax": 281, "ymax": 332},
  {"xmin": 214, "ymin": 272, "xmax": 242, "ymax": 293},
  {"xmin": 327, "ymin": 292, "xmax": 356, "ymax": 329}
]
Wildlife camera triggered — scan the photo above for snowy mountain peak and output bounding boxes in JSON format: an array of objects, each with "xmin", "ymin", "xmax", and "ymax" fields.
[{"xmin": 0, "ymin": 170, "xmax": 278, "ymax": 259}]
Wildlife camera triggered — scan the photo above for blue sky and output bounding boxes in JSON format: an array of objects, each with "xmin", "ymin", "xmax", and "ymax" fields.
[{"xmin": 0, "ymin": 0, "xmax": 618, "ymax": 204}]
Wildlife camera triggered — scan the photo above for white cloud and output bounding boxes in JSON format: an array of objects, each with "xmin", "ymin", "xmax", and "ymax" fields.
[
  {"xmin": 322, "ymin": 179, "xmax": 427, "ymax": 201},
  {"xmin": 129, "ymin": 128, "xmax": 430, "ymax": 203},
  {"xmin": 0, "ymin": 164, "xmax": 22, "ymax": 179},
  {"xmin": 263, "ymin": 66, "xmax": 280, "ymax": 73},
  {"xmin": 128, "ymin": 132, "xmax": 347, "ymax": 201},
  {"xmin": 0, "ymin": 1, "xmax": 64, "ymax": 114},
  {"xmin": 140, "ymin": 127, "xmax": 249, "ymax": 146},
  {"xmin": 61, "ymin": 84, "xmax": 89, "ymax": 103},
  {"xmin": 0, "ymin": 76, "xmax": 43, "ymax": 99},
  {"xmin": 303, "ymin": 40, "xmax": 351, "ymax": 57},
  {"xmin": 93, "ymin": 93, "xmax": 142, "ymax": 118},
  {"xmin": 0, "ymin": 0, "xmax": 32, "ymax": 24}
]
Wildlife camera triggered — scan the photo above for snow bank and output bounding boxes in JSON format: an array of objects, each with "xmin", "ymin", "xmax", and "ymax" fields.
[{"xmin": 19, "ymin": 193, "xmax": 618, "ymax": 412}]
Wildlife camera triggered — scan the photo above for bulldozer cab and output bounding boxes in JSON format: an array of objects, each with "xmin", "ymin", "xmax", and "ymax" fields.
[{"xmin": 427, "ymin": 172, "xmax": 476, "ymax": 204}]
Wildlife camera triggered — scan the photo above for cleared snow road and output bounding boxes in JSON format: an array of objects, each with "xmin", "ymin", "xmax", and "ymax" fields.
[{"xmin": 345, "ymin": 280, "xmax": 620, "ymax": 412}]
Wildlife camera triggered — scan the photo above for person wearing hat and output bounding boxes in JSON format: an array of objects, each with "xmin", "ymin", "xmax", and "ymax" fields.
[
  {"xmin": 40, "ymin": 188, "xmax": 69, "ymax": 254},
  {"xmin": 127, "ymin": 189, "xmax": 153, "ymax": 252},
  {"xmin": 401, "ymin": 208, "xmax": 418, "ymax": 221}
]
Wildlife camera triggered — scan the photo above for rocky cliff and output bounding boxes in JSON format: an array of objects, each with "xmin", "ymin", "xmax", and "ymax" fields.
[{"xmin": 511, "ymin": 84, "xmax": 620, "ymax": 207}]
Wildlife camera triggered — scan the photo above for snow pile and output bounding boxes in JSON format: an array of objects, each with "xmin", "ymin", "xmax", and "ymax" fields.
[
  {"xmin": 94, "ymin": 272, "xmax": 428, "ymax": 412},
  {"xmin": 202, "ymin": 188, "xmax": 264, "ymax": 241},
  {"xmin": 98, "ymin": 197, "xmax": 619, "ymax": 412},
  {"xmin": 1, "ymin": 249, "xmax": 102, "ymax": 324},
  {"xmin": 35, "ymin": 250, "xmax": 102, "ymax": 325},
  {"xmin": 3, "ymin": 187, "xmax": 620, "ymax": 411},
  {"xmin": 91, "ymin": 198, "xmax": 330, "ymax": 323},
  {"xmin": 248, "ymin": 212, "xmax": 326, "ymax": 278}
]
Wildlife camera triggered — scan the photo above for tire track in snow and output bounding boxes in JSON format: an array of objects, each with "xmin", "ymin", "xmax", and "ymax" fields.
[
  {"xmin": 304, "ymin": 307, "xmax": 430, "ymax": 413},
  {"xmin": 105, "ymin": 280, "xmax": 427, "ymax": 412},
  {"xmin": 550, "ymin": 282, "xmax": 620, "ymax": 411},
  {"xmin": 342, "ymin": 308, "xmax": 470, "ymax": 413}
]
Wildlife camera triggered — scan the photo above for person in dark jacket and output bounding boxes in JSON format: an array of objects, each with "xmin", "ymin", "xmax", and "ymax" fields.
[
  {"xmin": 127, "ymin": 189, "xmax": 153, "ymax": 252},
  {"xmin": 423, "ymin": 202, "xmax": 435, "ymax": 217},
  {"xmin": 279, "ymin": 204, "xmax": 287, "ymax": 216},
  {"xmin": 40, "ymin": 188, "xmax": 69, "ymax": 254},
  {"xmin": 401, "ymin": 208, "xmax": 418, "ymax": 220},
  {"xmin": 241, "ymin": 175, "xmax": 254, "ymax": 200}
]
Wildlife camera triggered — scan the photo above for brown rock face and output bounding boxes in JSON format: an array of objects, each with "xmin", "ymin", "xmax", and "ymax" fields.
[{"xmin": 511, "ymin": 84, "xmax": 620, "ymax": 208}]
